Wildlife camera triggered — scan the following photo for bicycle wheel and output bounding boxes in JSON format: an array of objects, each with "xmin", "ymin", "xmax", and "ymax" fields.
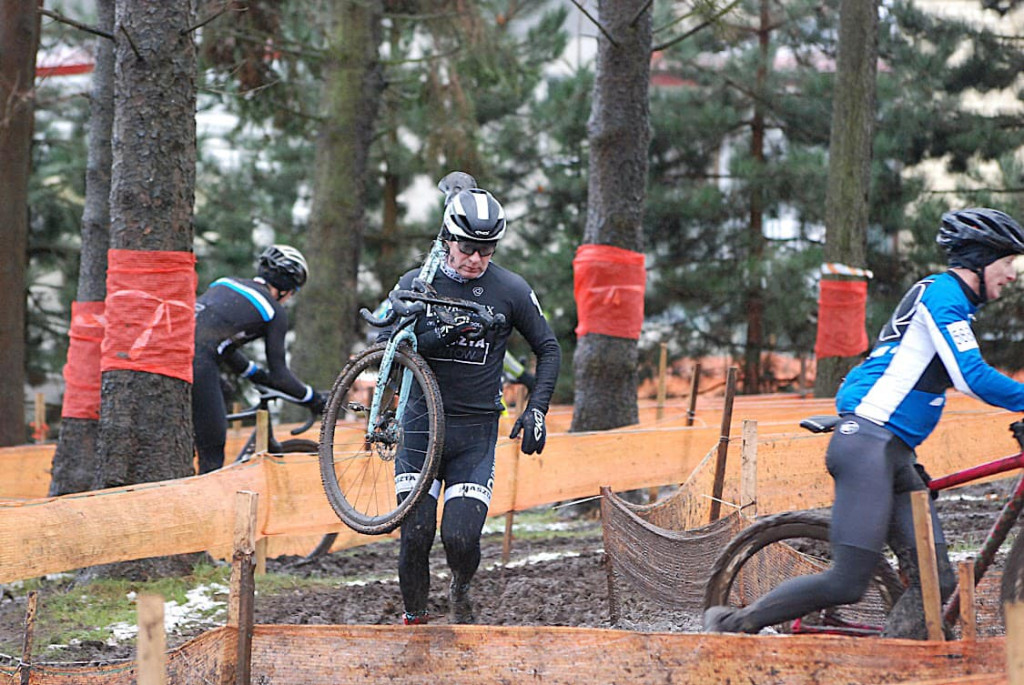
[
  {"xmin": 319, "ymin": 342, "xmax": 444, "ymax": 535},
  {"xmin": 274, "ymin": 439, "xmax": 339, "ymax": 561},
  {"xmin": 703, "ymin": 512, "xmax": 904, "ymax": 635}
]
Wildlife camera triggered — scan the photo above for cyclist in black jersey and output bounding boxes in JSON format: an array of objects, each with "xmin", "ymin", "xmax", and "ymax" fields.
[
  {"xmin": 384, "ymin": 184, "xmax": 561, "ymax": 625},
  {"xmin": 192, "ymin": 245, "xmax": 327, "ymax": 474},
  {"xmin": 704, "ymin": 208, "xmax": 1024, "ymax": 638}
]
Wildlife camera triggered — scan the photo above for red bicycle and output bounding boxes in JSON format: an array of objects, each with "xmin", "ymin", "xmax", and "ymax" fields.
[{"xmin": 703, "ymin": 415, "xmax": 1024, "ymax": 637}]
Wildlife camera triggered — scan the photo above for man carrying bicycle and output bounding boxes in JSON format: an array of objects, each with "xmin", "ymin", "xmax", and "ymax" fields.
[
  {"xmin": 385, "ymin": 184, "xmax": 561, "ymax": 625},
  {"xmin": 192, "ymin": 244, "xmax": 327, "ymax": 474},
  {"xmin": 705, "ymin": 208, "xmax": 1024, "ymax": 638}
]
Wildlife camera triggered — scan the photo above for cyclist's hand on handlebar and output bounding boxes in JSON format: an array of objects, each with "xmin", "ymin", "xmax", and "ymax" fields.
[
  {"xmin": 1011, "ymin": 419, "xmax": 1024, "ymax": 450},
  {"xmin": 417, "ymin": 311, "xmax": 485, "ymax": 355},
  {"xmin": 306, "ymin": 390, "xmax": 329, "ymax": 416},
  {"xmin": 510, "ymin": 406, "xmax": 547, "ymax": 455}
]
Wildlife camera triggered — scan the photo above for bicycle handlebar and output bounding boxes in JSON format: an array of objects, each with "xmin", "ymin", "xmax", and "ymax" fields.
[
  {"xmin": 226, "ymin": 385, "xmax": 321, "ymax": 436},
  {"xmin": 359, "ymin": 284, "xmax": 507, "ymax": 334}
]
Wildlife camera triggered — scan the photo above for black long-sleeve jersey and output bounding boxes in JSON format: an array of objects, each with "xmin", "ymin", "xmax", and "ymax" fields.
[
  {"xmin": 391, "ymin": 262, "xmax": 561, "ymax": 416},
  {"xmin": 193, "ymin": 277, "xmax": 312, "ymax": 401}
]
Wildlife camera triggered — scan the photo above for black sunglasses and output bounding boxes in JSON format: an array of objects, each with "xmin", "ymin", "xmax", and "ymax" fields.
[{"xmin": 454, "ymin": 240, "xmax": 496, "ymax": 257}]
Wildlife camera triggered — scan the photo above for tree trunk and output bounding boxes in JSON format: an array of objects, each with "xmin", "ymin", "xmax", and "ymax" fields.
[
  {"xmin": 814, "ymin": 0, "xmax": 878, "ymax": 398},
  {"xmin": 0, "ymin": 0, "xmax": 40, "ymax": 446},
  {"xmin": 96, "ymin": 0, "xmax": 198, "ymax": 489},
  {"xmin": 743, "ymin": 0, "xmax": 770, "ymax": 396},
  {"xmin": 50, "ymin": 0, "xmax": 115, "ymax": 496},
  {"xmin": 293, "ymin": 0, "xmax": 383, "ymax": 387},
  {"xmin": 569, "ymin": 0, "xmax": 652, "ymax": 433}
]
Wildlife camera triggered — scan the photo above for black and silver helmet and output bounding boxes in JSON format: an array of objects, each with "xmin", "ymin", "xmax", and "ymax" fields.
[
  {"xmin": 937, "ymin": 208, "xmax": 1024, "ymax": 264},
  {"xmin": 258, "ymin": 244, "xmax": 309, "ymax": 292},
  {"xmin": 442, "ymin": 188, "xmax": 507, "ymax": 243}
]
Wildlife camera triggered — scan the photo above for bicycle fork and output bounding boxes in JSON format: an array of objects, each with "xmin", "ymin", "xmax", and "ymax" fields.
[{"xmin": 366, "ymin": 335, "xmax": 417, "ymax": 450}]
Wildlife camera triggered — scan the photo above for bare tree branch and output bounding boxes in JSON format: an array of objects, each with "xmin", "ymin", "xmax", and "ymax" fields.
[
  {"xmin": 652, "ymin": 0, "xmax": 742, "ymax": 52},
  {"xmin": 630, "ymin": 0, "xmax": 654, "ymax": 28},
  {"xmin": 119, "ymin": 23, "xmax": 143, "ymax": 61},
  {"xmin": 39, "ymin": 7, "xmax": 113, "ymax": 41},
  {"xmin": 568, "ymin": 0, "xmax": 618, "ymax": 47}
]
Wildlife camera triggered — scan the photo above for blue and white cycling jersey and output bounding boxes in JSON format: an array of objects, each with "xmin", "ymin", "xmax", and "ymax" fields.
[{"xmin": 836, "ymin": 271, "xmax": 1024, "ymax": 448}]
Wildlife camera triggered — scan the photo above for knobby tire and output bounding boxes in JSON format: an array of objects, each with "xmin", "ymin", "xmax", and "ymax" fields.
[{"xmin": 319, "ymin": 342, "xmax": 444, "ymax": 536}]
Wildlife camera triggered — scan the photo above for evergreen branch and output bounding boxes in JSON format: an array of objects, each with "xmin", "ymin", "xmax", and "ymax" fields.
[
  {"xmin": 652, "ymin": 0, "xmax": 742, "ymax": 52},
  {"xmin": 568, "ymin": 0, "xmax": 618, "ymax": 47},
  {"xmin": 38, "ymin": 7, "xmax": 113, "ymax": 41}
]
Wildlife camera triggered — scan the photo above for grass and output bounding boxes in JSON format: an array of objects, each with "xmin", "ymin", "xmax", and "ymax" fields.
[{"xmin": 0, "ymin": 507, "xmax": 600, "ymax": 659}]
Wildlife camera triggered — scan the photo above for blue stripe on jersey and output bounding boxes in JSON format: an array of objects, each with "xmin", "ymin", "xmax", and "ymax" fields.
[{"xmin": 210, "ymin": 278, "xmax": 275, "ymax": 322}]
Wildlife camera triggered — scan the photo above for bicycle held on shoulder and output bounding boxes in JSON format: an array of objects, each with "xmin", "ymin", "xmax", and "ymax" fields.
[
  {"xmin": 702, "ymin": 414, "xmax": 1024, "ymax": 637},
  {"xmin": 317, "ymin": 221, "xmax": 505, "ymax": 536}
]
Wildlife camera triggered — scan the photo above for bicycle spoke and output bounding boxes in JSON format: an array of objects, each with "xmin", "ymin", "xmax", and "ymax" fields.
[{"xmin": 319, "ymin": 344, "xmax": 444, "ymax": 535}]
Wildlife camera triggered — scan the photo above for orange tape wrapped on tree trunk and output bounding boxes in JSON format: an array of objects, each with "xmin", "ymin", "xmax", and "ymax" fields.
[
  {"xmin": 573, "ymin": 244, "xmax": 646, "ymax": 340},
  {"xmin": 814, "ymin": 278, "xmax": 869, "ymax": 359},
  {"xmin": 62, "ymin": 300, "xmax": 106, "ymax": 419},
  {"xmin": 101, "ymin": 249, "xmax": 197, "ymax": 382}
]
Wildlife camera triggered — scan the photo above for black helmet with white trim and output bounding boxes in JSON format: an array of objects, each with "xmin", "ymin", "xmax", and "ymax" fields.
[
  {"xmin": 442, "ymin": 188, "xmax": 506, "ymax": 243},
  {"xmin": 258, "ymin": 244, "xmax": 308, "ymax": 291}
]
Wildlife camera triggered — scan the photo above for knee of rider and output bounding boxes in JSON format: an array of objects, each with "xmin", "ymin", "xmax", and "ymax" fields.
[{"xmin": 441, "ymin": 526, "xmax": 478, "ymax": 557}]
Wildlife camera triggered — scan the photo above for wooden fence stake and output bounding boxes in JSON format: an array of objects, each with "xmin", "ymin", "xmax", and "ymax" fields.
[
  {"xmin": 958, "ymin": 559, "xmax": 976, "ymax": 641},
  {"xmin": 19, "ymin": 591, "xmax": 36, "ymax": 685},
  {"xmin": 1008, "ymin": 601, "xmax": 1024, "ymax": 685},
  {"xmin": 709, "ymin": 367, "xmax": 737, "ymax": 522},
  {"xmin": 229, "ymin": 491, "xmax": 258, "ymax": 685},
  {"xmin": 910, "ymin": 490, "xmax": 944, "ymax": 641},
  {"xmin": 686, "ymin": 362, "xmax": 701, "ymax": 427},
  {"xmin": 740, "ymin": 419, "xmax": 757, "ymax": 518},
  {"xmin": 231, "ymin": 401, "xmax": 242, "ymax": 435},
  {"xmin": 649, "ymin": 343, "xmax": 669, "ymax": 502},
  {"xmin": 655, "ymin": 342, "xmax": 668, "ymax": 421},
  {"xmin": 502, "ymin": 385, "xmax": 526, "ymax": 565},
  {"xmin": 255, "ymin": 538, "xmax": 267, "ymax": 576},
  {"xmin": 255, "ymin": 410, "xmax": 269, "ymax": 454},
  {"xmin": 33, "ymin": 393, "xmax": 46, "ymax": 444},
  {"xmin": 136, "ymin": 593, "xmax": 167, "ymax": 685}
]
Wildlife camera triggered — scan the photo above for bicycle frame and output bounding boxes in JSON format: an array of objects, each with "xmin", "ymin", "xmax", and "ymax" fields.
[
  {"xmin": 931, "ymin": 450, "xmax": 1024, "ymax": 625},
  {"xmin": 365, "ymin": 236, "xmax": 447, "ymax": 441}
]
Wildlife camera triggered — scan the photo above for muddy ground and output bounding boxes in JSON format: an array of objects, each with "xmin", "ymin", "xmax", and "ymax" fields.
[{"xmin": 0, "ymin": 476, "xmax": 1018, "ymax": 668}]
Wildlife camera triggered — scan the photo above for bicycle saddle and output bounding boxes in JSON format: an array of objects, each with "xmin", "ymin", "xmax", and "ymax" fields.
[{"xmin": 799, "ymin": 415, "xmax": 842, "ymax": 434}]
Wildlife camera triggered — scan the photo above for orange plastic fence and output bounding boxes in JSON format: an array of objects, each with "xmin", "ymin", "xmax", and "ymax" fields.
[
  {"xmin": 0, "ymin": 625, "xmax": 1006, "ymax": 685},
  {"xmin": 0, "ymin": 393, "xmax": 1016, "ymax": 582}
]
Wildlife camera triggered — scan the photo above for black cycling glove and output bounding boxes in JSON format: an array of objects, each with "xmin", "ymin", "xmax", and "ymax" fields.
[
  {"xmin": 416, "ymin": 310, "xmax": 484, "ymax": 356},
  {"xmin": 306, "ymin": 390, "xmax": 329, "ymax": 416},
  {"xmin": 510, "ymin": 405, "xmax": 547, "ymax": 455}
]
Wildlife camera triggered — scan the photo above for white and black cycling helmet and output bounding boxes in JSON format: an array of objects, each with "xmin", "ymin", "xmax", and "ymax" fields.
[
  {"xmin": 258, "ymin": 244, "xmax": 309, "ymax": 292},
  {"xmin": 938, "ymin": 208, "xmax": 1024, "ymax": 301},
  {"xmin": 442, "ymin": 188, "xmax": 507, "ymax": 243}
]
